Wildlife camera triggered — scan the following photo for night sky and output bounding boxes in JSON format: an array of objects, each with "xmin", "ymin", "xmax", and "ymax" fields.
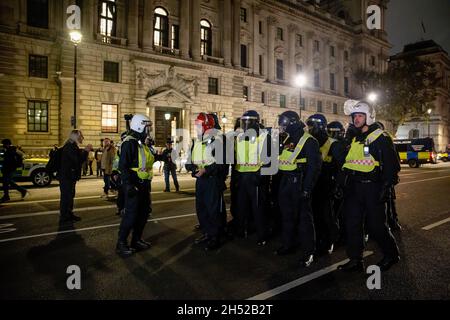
[{"xmin": 386, "ymin": 0, "xmax": 450, "ymax": 55}]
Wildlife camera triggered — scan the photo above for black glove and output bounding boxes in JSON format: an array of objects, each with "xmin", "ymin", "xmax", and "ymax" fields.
[
  {"xmin": 379, "ymin": 184, "xmax": 391, "ymax": 202},
  {"xmin": 300, "ymin": 190, "xmax": 311, "ymax": 200}
]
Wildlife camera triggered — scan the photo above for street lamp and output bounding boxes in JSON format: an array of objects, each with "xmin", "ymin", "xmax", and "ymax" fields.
[
  {"xmin": 367, "ymin": 92, "xmax": 378, "ymax": 103},
  {"xmin": 221, "ymin": 113, "xmax": 228, "ymax": 132},
  {"xmin": 70, "ymin": 30, "xmax": 82, "ymax": 129},
  {"xmin": 164, "ymin": 112, "xmax": 171, "ymax": 121},
  {"xmin": 294, "ymin": 73, "xmax": 307, "ymax": 119},
  {"xmin": 427, "ymin": 108, "xmax": 432, "ymax": 137}
]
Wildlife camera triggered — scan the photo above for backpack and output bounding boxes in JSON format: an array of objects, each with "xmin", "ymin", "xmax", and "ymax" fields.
[{"xmin": 46, "ymin": 147, "xmax": 62, "ymax": 175}]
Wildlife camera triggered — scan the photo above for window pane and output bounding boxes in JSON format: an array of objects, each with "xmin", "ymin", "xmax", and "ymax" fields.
[{"xmin": 101, "ymin": 104, "xmax": 118, "ymax": 133}]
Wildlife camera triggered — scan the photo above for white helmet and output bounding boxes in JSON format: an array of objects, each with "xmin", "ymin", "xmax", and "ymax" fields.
[
  {"xmin": 344, "ymin": 99, "xmax": 376, "ymax": 126},
  {"xmin": 130, "ymin": 114, "xmax": 152, "ymax": 133}
]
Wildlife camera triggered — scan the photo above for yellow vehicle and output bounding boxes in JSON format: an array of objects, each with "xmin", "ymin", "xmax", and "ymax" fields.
[
  {"xmin": 394, "ymin": 138, "xmax": 437, "ymax": 168},
  {"xmin": 0, "ymin": 149, "xmax": 52, "ymax": 187},
  {"xmin": 437, "ymin": 146, "xmax": 449, "ymax": 162}
]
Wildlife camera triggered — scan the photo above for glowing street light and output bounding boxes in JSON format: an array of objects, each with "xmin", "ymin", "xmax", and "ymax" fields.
[
  {"xmin": 69, "ymin": 30, "xmax": 82, "ymax": 128},
  {"xmin": 294, "ymin": 73, "xmax": 307, "ymax": 118},
  {"xmin": 367, "ymin": 92, "xmax": 378, "ymax": 103}
]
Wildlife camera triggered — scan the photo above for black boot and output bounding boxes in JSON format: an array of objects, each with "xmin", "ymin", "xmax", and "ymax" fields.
[
  {"xmin": 338, "ymin": 259, "xmax": 365, "ymax": 272},
  {"xmin": 204, "ymin": 238, "xmax": 220, "ymax": 251},
  {"xmin": 131, "ymin": 239, "xmax": 151, "ymax": 251},
  {"xmin": 194, "ymin": 234, "xmax": 209, "ymax": 245},
  {"xmin": 116, "ymin": 242, "xmax": 135, "ymax": 257},
  {"xmin": 377, "ymin": 256, "xmax": 400, "ymax": 271},
  {"xmin": 299, "ymin": 254, "xmax": 314, "ymax": 268}
]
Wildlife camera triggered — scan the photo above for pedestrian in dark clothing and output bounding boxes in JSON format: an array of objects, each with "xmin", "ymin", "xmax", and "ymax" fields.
[
  {"xmin": 161, "ymin": 139, "xmax": 180, "ymax": 192},
  {"xmin": 95, "ymin": 140, "xmax": 104, "ymax": 177},
  {"xmin": 59, "ymin": 130, "xmax": 85, "ymax": 223},
  {"xmin": 1, "ymin": 139, "xmax": 28, "ymax": 203}
]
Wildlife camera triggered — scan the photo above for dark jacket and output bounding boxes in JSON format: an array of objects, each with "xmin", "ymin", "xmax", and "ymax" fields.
[
  {"xmin": 59, "ymin": 141, "xmax": 84, "ymax": 181},
  {"xmin": 281, "ymin": 127, "xmax": 322, "ymax": 193},
  {"xmin": 347, "ymin": 124, "xmax": 400, "ymax": 186},
  {"xmin": 1, "ymin": 146, "xmax": 21, "ymax": 174},
  {"xmin": 161, "ymin": 148, "xmax": 177, "ymax": 170}
]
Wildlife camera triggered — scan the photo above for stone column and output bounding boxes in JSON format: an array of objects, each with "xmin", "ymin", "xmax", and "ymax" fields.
[
  {"xmin": 116, "ymin": 0, "xmax": 125, "ymax": 39},
  {"xmin": 180, "ymin": 0, "xmax": 190, "ymax": 59},
  {"xmin": 83, "ymin": 0, "xmax": 95, "ymax": 40},
  {"xmin": 252, "ymin": 5, "xmax": 260, "ymax": 74},
  {"xmin": 232, "ymin": 0, "xmax": 241, "ymax": 67},
  {"xmin": 288, "ymin": 24, "xmax": 298, "ymax": 84},
  {"xmin": 142, "ymin": 0, "xmax": 154, "ymax": 52},
  {"xmin": 267, "ymin": 16, "xmax": 276, "ymax": 82},
  {"xmin": 222, "ymin": 0, "xmax": 232, "ymax": 66},
  {"xmin": 127, "ymin": 0, "xmax": 139, "ymax": 48},
  {"xmin": 191, "ymin": 0, "xmax": 201, "ymax": 61}
]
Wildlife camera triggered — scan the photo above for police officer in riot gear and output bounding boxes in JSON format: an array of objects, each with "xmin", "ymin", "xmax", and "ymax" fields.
[
  {"xmin": 234, "ymin": 110, "xmax": 270, "ymax": 246},
  {"xmin": 338, "ymin": 100, "xmax": 400, "ymax": 272},
  {"xmin": 307, "ymin": 114, "xmax": 346, "ymax": 255},
  {"xmin": 116, "ymin": 114, "xmax": 154, "ymax": 257},
  {"xmin": 277, "ymin": 111, "xmax": 321, "ymax": 267},
  {"xmin": 186, "ymin": 113, "xmax": 223, "ymax": 251},
  {"xmin": 327, "ymin": 121, "xmax": 345, "ymax": 141}
]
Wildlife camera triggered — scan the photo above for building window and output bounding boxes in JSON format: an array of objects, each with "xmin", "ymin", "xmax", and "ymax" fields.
[
  {"xmin": 280, "ymin": 94, "xmax": 286, "ymax": 108},
  {"xmin": 27, "ymin": 100, "xmax": 48, "ymax": 132},
  {"xmin": 344, "ymin": 76, "xmax": 349, "ymax": 94},
  {"xmin": 154, "ymin": 7, "xmax": 169, "ymax": 47},
  {"xmin": 240, "ymin": 8, "xmax": 247, "ymax": 22},
  {"xmin": 344, "ymin": 50, "xmax": 349, "ymax": 61},
  {"xmin": 103, "ymin": 61, "xmax": 119, "ymax": 83},
  {"xmin": 171, "ymin": 25, "xmax": 179, "ymax": 50},
  {"xmin": 27, "ymin": 0, "xmax": 49, "ymax": 29},
  {"xmin": 259, "ymin": 21, "xmax": 263, "ymax": 34},
  {"xmin": 314, "ymin": 69, "xmax": 320, "ymax": 87},
  {"xmin": 277, "ymin": 27, "xmax": 283, "ymax": 41},
  {"xmin": 241, "ymin": 44, "xmax": 248, "ymax": 68},
  {"xmin": 296, "ymin": 64, "xmax": 302, "ymax": 73},
  {"xmin": 200, "ymin": 19, "xmax": 212, "ymax": 56},
  {"xmin": 259, "ymin": 55, "xmax": 263, "ymax": 75},
  {"xmin": 98, "ymin": 0, "xmax": 117, "ymax": 39},
  {"xmin": 28, "ymin": 55, "xmax": 48, "ymax": 78},
  {"xmin": 333, "ymin": 103, "xmax": 338, "ymax": 114},
  {"xmin": 330, "ymin": 73, "xmax": 335, "ymax": 91},
  {"xmin": 101, "ymin": 104, "xmax": 118, "ymax": 133},
  {"xmin": 371, "ymin": 55, "xmax": 376, "ymax": 66},
  {"xmin": 317, "ymin": 100, "xmax": 323, "ymax": 113},
  {"xmin": 300, "ymin": 96, "xmax": 305, "ymax": 110},
  {"xmin": 243, "ymin": 86, "xmax": 249, "ymax": 101},
  {"xmin": 208, "ymin": 77, "xmax": 219, "ymax": 95},
  {"xmin": 276, "ymin": 59, "xmax": 284, "ymax": 80},
  {"xmin": 314, "ymin": 40, "xmax": 320, "ymax": 52},
  {"xmin": 261, "ymin": 91, "xmax": 265, "ymax": 104},
  {"xmin": 330, "ymin": 46, "xmax": 335, "ymax": 57},
  {"xmin": 296, "ymin": 34, "xmax": 303, "ymax": 47}
]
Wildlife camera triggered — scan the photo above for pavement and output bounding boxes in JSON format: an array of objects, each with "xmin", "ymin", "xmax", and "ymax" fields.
[{"xmin": 0, "ymin": 163, "xmax": 449, "ymax": 300}]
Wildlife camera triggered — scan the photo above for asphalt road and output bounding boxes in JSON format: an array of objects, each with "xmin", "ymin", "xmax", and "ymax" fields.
[{"xmin": 0, "ymin": 164, "xmax": 449, "ymax": 300}]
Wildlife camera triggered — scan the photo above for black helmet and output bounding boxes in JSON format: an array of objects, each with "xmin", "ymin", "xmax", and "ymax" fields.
[
  {"xmin": 278, "ymin": 111, "xmax": 301, "ymax": 135},
  {"xmin": 306, "ymin": 114, "xmax": 328, "ymax": 140},
  {"xmin": 1, "ymin": 138, "xmax": 12, "ymax": 146},
  {"xmin": 240, "ymin": 110, "xmax": 260, "ymax": 131},
  {"xmin": 327, "ymin": 121, "xmax": 345, "ymax": 140}
]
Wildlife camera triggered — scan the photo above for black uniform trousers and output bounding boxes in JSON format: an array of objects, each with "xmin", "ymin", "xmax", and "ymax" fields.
[
  {"xmin": 59, "ymin": 178, "xmax": 76, "ymax": 219},
  {"xmin": 195, "ymin": 175, "xmax": 223, "ymax": 239},
  {"xmin": 278, "ymin": 172, "xmax": 316, "ymax": 255},
  {"xmin": 386, "ymin": 186, "xmax": 399, "ymax": 226},
  {"xmin": 235, "ymin": 172, "xmax": 268, "ymax": 241},
  {"xmin": 118, "ymin": 180, "xmax": 151, "ymax": 244},
  {"xmin": 312, "ymin": 178, "xmax": 340, "ymax": 249},
  {"xmin": 343, "ymin": 180, "xmax": 399, "ymax": 260}
]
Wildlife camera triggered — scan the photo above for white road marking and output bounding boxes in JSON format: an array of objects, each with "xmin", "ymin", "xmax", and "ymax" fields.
[
  {"xmin": 398, "ymin": 175, "xmax": 450, "ymax": 185},
  {"xmin": 0, "ymin": 213, "xmax": 198, "ymax": 243},
  {"xmin": 0, "ymin": 188, "xmax": 197, "ymax": 206},
  {"xmin": 247, "ymin": 251, "xmax": 374, "ymax": 300},
  {"xmin": 422, "ymin": 217, "xmax": 450, "ymax": 230}
]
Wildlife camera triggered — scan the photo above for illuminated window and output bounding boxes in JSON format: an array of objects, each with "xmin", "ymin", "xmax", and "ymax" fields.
[
  {"xmin": 171, "ymin": 25, "xmax": 179, "ymax": 50},
  {"xmin": 98, "ymin": 0, "xmax": 117, "ymax": 40},
  {"xmin": 101, "ymin": 104, "xmax": 118, "ymax": 133},
  {"xmin": 27, "ymin": 100, "xmax": 48, "ymax": 132},
  {"xmin": 154, "ymin": 7, "xmax": 169, "ymax": 47},
  {"xmin": 200, "ymin": 20, "xmax": 212, "ymax": 56}
]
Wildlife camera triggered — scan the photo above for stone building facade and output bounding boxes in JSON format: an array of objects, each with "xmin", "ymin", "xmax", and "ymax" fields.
[
  {"xmin": 0, "ymin": 0, "xmax": 390, "ymax": 153},
  {"xmin": 392, "ymin": 40, "xmax": 450, "ymax": 152}
]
